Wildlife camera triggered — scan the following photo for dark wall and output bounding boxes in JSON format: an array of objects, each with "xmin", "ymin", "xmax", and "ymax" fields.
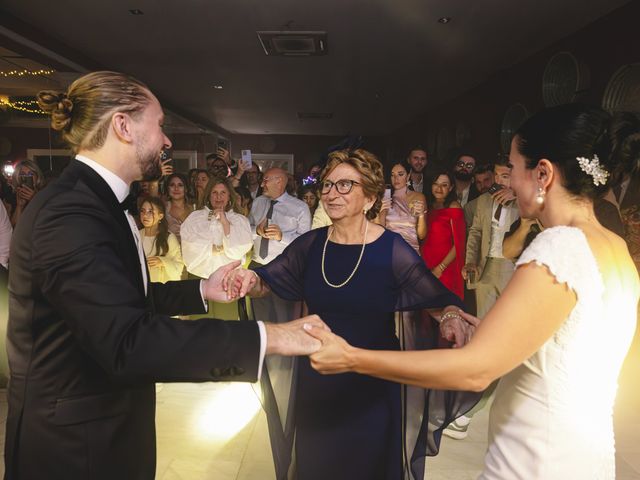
[
  {"xmin": 228, "ymin": 134, "xmax": 387, "ymax": 176},
  {"xmin": 387, "ymin": 1, "xmax": 640, "ymax": 170}
]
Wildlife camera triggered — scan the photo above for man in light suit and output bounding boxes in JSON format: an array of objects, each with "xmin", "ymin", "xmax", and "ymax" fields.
[
  {"xmin": 5, "ymin": 71, "xmax": 322, "ymax": 480},
  {"xmin": 463, "ymin": 160, "xmax": 519, "ymax": 318}
]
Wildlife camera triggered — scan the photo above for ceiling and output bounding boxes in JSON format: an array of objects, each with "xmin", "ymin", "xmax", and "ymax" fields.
[{"xmin": 0, "ymin": 0, "xmax": 631, "ymax": 136}]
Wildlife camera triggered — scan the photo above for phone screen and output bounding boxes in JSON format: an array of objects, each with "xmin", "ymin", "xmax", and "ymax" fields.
[
  {"xmin": 241, "ymin": 150, "xmax": 252, "ymax": 168},
  {"xmin": 20, "ymin": 175, "xmax": 34, "ymax": 190}
]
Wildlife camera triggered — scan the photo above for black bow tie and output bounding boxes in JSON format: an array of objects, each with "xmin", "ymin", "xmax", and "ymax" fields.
[{"xmin": 120, "ymin": 194, "xmax": 138, "ymax": 215}]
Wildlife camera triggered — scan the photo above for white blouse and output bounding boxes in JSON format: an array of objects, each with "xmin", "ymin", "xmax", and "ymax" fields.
[
  {"xmin": 180, "ymin": 208, "xmax": 253, "ymax": 278},
  {"xmin": 141, "ymin": 232, "xmax": 184, "ymax": 284}
]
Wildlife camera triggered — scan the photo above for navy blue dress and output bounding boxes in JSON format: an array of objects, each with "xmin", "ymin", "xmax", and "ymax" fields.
[{"xmin": 256, "ymin": 227, "xmax": 474, "ymax": 480}]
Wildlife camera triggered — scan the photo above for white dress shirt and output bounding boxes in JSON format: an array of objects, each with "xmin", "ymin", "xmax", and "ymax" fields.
[
  {"xmin": 488, "ymin": 200, "xmax": 513, "ymax": 258},
  {"xmin": 74, "ymin": 155, "xmax": 267, "ymax": 376},
  {"xmin": 249, "ymin": 191, "xmax": 311, "ymax": 264}
]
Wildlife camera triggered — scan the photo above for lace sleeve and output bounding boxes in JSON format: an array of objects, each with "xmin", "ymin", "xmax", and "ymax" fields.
[{"xmin": 516, "ymin": 226, "xmax": 601, "ymax": 297}]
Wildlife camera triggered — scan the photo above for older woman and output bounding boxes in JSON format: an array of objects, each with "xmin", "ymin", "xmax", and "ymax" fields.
[
  {"xmin": 11, "ymin": 159, "xmax": 44, "ymax": 227},
  {"xmin": 381, "ymin": 162, "xmax": 426, "ymax": 252},
  {"xmin": 306, "ymin": 105, "xmax": 640, "ymax": 480},
  {"xmin": 421, "ymin": 169, "xmax": 466, "ymax": 299},
  {"xmin": 181, "ymin": 177, "xmax": 252, "ymax": 278},
  {"xmin": 224, "ymin": 149, "xmax": 478, "ymax": 480},
  {"xmin": 181, "ymin": 177, "xmax": 252, "ymax": 319},
  {"xmin": 138, "ymin": 197, "xmax": 184, "ymax": 283},
  {"xmin": 164, "ymin": 173, "xmax": 193, "ymax": 242}
]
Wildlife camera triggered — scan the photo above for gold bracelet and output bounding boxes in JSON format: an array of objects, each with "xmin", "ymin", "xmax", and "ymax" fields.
[{"xmin": 440, "ymin": 310, "xmax": 462, "ymax": 324}]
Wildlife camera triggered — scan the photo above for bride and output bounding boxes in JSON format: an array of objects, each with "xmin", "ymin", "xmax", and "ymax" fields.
[{"xmin": 305, "ymin": 104, "xmax": 640, "ymax": 479}]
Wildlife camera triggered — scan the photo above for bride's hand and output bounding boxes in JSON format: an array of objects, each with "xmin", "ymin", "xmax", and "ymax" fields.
[{"xmin": 304, "ymin": 324, "xmax": 356, "ymax": 374}]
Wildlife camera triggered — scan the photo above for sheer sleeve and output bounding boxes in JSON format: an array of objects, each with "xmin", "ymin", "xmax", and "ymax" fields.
[
  {"xmin": 159, "ymin": 233, "xmax": 184, "ymax": 282},
  {"xmin": 392, "ymin": 233, "xmax": 464, "ymax": 311},
  {"xmin": 253, "ymin": 228, "xmax": 324, "ymax": 301},
  {"xmin": 390, "ymin": 231, "xmax": 481, "ymax": 479}
]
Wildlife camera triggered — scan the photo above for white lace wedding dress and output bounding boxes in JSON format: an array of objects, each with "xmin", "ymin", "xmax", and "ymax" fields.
[{"xmin": 479, "ymin": 226, "xmax": 638, "ymax": 479}]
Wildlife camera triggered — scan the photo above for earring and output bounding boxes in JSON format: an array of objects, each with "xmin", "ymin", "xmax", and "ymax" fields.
[{"xmin": 535, "ymin": 187, "xmax": 545, "ymax": 205}]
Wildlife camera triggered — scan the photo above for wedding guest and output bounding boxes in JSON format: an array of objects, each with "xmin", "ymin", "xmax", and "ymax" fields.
[
  {"xmin": 193, "ymin": 169, "xmax": 210, "ymax": 209},
  {"xmin": 164, "ymin": 173, "xmax": 193, "ymax": 242},
  {"xmin": 381, "ymin": 162, "xmax": 426, "ymax": 252},
  {"xmin": 10, "ymin": 159, "xmax": 44, "ymax": 227},
  {"xmin": 0, "ymin": 201, "xmax": 11, "ymax": 270},
  {"xmin": 239, "ymin": 163, "xmax": 263, "ymax": 199},
  {"xmin": 139, "ymin": 197, "xmax": 184, "ymax": 283},
  {"xmin": 181, "ymin": 177, "xmax": 253, "ymax": 279},
  {"xmin": 452, "ymin": 153, "xmax": 480, "ymax": 207},
  {"xmin": 420, "ymin": 169, "xmax": 466, "ymax": 298},
  {"xmin": 234, "ymin": 185, "xmax": 253, "ymax": 217},
  {"xmin": 307, "ymin": 104, "xmax": 640, "ymax": 480},
  {"xmin": 181, "ymin": 177, "xmax": 253, "ymax": 320},
  {"xmin": 299, "ymin": 184, "xmax": 319, "ymax": 218},
  {"xmin": 406, "ymin": 146, "xmax": 428, "ymax": 193}
]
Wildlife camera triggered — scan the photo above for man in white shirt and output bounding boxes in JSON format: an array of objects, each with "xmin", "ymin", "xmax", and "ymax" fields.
[
  {"xmin": 249, "ymin": 167, "xmax": 311, "ymax": 321},
  {"xmin": 463, "ymin": 161, "xmax": 519, "ymax": 317}
]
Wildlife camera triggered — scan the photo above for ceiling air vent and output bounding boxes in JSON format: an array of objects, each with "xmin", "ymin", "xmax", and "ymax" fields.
[
  {"xmin": 258, "ymin": 31, "xmax": 328, "ymax": 56},
  {"xmin": 297, "ymin": 112, "xmax": 333, "ymax": 120}
]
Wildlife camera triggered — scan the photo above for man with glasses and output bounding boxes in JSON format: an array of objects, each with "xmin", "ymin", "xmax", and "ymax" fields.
[
  {"xmin": 249, "ymin": 168, "xmax": 311, "ymax": 319},
  {"xmin": 453, "ymin": 153, "xmax": 480, "ymax": 207}
]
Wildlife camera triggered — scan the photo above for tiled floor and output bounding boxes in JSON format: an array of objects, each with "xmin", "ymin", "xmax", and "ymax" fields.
[{"xmin": 0, "ymin": 341, "xmax": 638, "ymax": 479}]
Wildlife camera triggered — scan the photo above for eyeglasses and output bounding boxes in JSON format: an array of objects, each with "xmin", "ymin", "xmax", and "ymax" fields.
[
  {"xmin": 320, "ymin": 179, "xmax": 361, "ymax": 195},
  {"xmin": 456, "ymin": 161, "xmax": 475, "ymax": 169}
]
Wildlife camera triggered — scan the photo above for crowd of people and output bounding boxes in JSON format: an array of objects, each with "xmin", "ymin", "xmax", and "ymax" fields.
[{"xmin": 1, "ymin": 69, "xmax": 639, "ymax": 480}]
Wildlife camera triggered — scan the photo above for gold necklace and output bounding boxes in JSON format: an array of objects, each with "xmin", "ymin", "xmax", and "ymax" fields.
[{"xmin": 321, "ymin": 221, "xmax": 368, "ymax": 288}]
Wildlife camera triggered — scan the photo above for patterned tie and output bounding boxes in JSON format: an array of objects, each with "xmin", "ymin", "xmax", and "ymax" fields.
[{"xmin": 259, "ymin": 200, "xmax": 278, "ymax": 259}]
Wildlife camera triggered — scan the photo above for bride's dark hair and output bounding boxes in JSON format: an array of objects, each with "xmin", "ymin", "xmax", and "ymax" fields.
[{"xmin": 515, "ymin": 104, "xmax": 640, "ymax": 200}]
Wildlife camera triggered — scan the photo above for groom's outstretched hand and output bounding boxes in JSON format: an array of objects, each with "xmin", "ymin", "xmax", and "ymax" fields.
[
  {"xmin": 265, "ymin": 315, "xmax": 330, "ymax": 356},
  {"xmin": 222, "ymin": 267, "xmax": 258, "ymax": 299},
  {"xmin": 202, "ymin": 260, "xmax": 242, "ymax": 302}
]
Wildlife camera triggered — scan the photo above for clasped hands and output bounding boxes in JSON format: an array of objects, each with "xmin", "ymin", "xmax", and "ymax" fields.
[{"xmin": 202, "ymin": 262, "xmax": 480, "ymax": 372}]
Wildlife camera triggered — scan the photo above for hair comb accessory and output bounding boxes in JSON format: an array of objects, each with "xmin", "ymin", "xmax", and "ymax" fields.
[{"xmin": 576, "ymin": 154, "xmax": 609, "ymax": 186}]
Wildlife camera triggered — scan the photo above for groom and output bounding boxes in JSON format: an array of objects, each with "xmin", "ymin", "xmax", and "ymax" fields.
[{"xmin": 5, "ymin": 71, "xmax": 323, "ymax": 480}]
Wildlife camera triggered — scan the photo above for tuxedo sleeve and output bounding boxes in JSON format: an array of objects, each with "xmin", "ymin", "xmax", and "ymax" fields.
[{"xmin": 31, "ymin": 195, "xmax": 260, "ymax": 383}]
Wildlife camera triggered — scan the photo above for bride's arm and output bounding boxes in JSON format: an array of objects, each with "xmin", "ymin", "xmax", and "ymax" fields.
[{"xmin": 307, "ymin": 262, "xmax": 576, "ymax": 391}]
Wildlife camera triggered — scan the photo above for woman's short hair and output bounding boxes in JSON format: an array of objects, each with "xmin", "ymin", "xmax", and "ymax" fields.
[
  {"xmin": 203, "ymin": 177, "xmax": 239, "ymax": 213},
  {"xmin": 515, "ymin": 104, "xmax": 640, "ymax": 200},
  {"xmin": 37, "ymin": 71, "xmax": 152, "ymax": 154},
  {"xmin": 12, "ymin": 159, "xmax": 45, "ymax": 191},
  {"xmin": 321, "ymin": 149, "xmax": 385, "ymax": 220}
]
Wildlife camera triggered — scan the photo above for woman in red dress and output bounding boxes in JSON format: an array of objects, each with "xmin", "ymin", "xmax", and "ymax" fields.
[{"xmin": 420, "ymin": 169, "xmax": 466, "ymax": 299}]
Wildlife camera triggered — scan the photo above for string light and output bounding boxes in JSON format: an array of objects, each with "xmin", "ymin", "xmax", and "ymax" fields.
[
  {"xmin": 0, "ymin": 68, "xmax": 55, "ymax": 78},
  {"xmin": 0, "ymin": 99, "xmax": 48, "ymax": 115}
]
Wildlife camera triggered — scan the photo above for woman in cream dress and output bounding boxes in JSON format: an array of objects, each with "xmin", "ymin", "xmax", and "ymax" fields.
[
  {"xmin": 138, "ymin": 197, "xmax": 184, "ymax": 283},
  {"xmin": 181, "ymin": 177, "xmax": 253, "ymax": 319}
]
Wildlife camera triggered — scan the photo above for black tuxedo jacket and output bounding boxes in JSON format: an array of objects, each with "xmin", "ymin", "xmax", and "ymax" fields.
[{"xmin": 5, "ymin": 160, "xmax": 261, "ymax": 480}]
